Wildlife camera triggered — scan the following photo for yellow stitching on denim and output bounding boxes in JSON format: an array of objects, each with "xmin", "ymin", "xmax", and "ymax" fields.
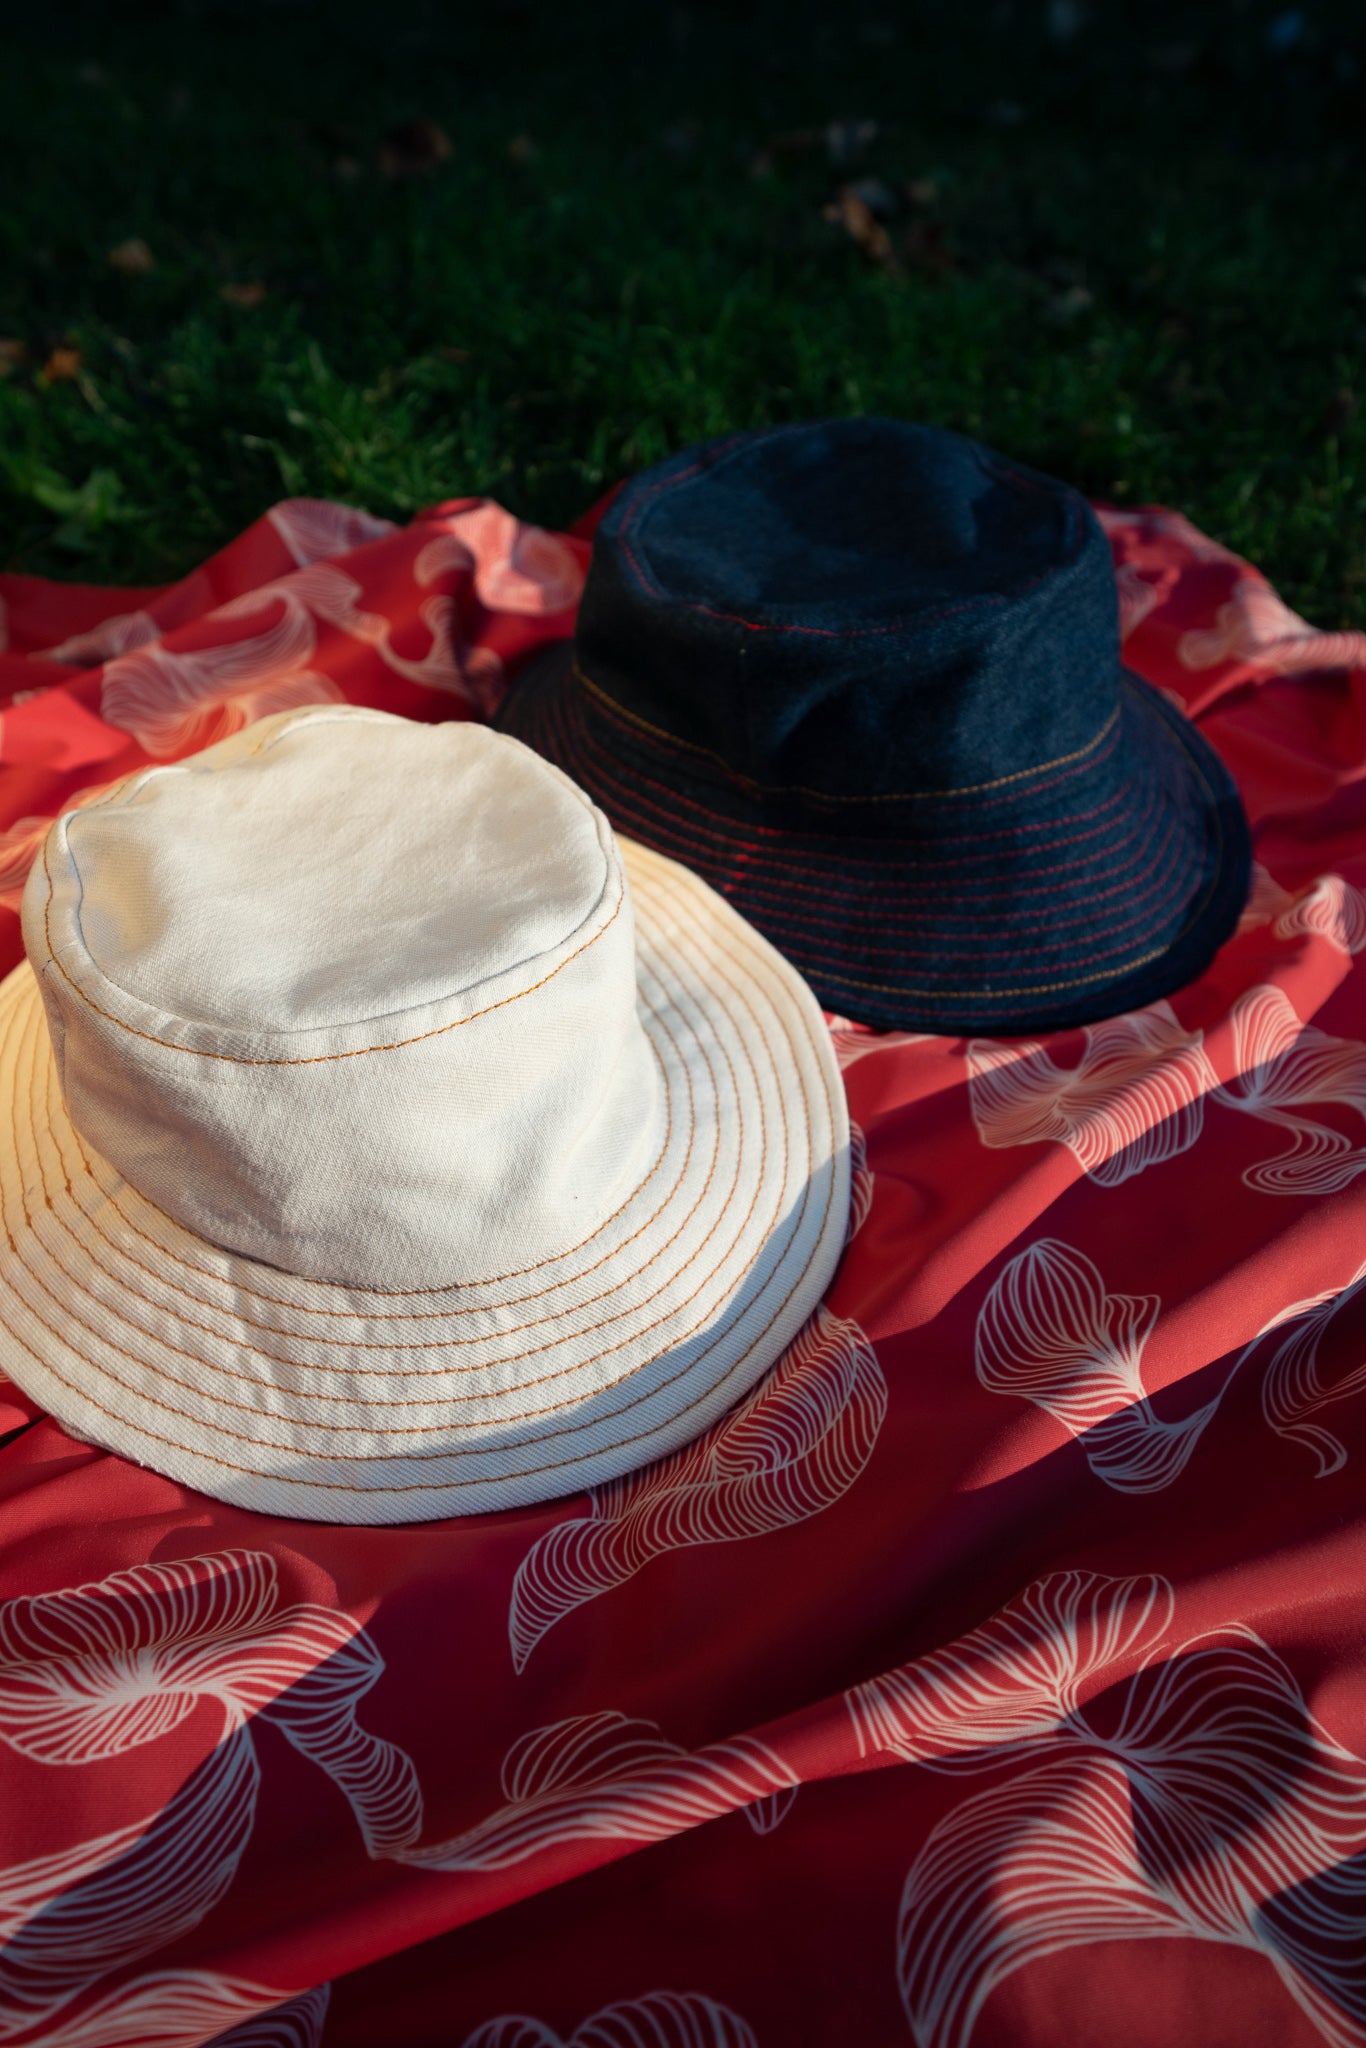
[
  {"xmin": 576, "ymin": 663, "xmax": 1120, "ymax": 804},
  {"xmin": 816, "ymin": 693, "xmax": 1231, "ymax": 1001}
]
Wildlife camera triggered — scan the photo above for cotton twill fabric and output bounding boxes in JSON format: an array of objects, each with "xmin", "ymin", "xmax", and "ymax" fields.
[
  {"xmin": 0, "ymin": 815, "xmax": 848, "ymax": 1521},
  {"xmin": 4, "ymin": 492, "xmax": 1366, "ymax": 2046}
]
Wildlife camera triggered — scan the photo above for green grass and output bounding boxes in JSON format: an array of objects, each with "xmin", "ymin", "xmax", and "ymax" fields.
[{"xmin": 1, "ymin": 0, "xmax": 1363, "ymax": 623}]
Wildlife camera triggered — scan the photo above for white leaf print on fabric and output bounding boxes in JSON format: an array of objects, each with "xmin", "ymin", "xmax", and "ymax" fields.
[
  {"xmin": 1274, "ymin": 875, "xmax": 1366, "ymax": 957},
  {"xmin": 975, "ymin": 1241, "xmax": 1220, "ymax": 1493},
  {"xmin": 967, "ymin": 1002, "xmax": 1217, "ymax": 1187},
  {"xmin": 39, "ymin": 611, "xmax": 163, "ymax": 666},
  {"xmin": 260, "ymin": 1627, "xmax": 423, "ymax": 1859},
  {"xmin": 847, "ymin": 1571, "xmax": 1174, "ymax": 1769},
  {"xmin": 408, "ymin": 506, "xmax": 583, "ymax": 716},
  {"xmin": 0, "ymin": 1549, "xmax": 423, "ymax": 1855},
  {"xmin": 98, "ymin": 581, "xmax": 341, "ymax": 757},
  {"xmin": 1253, "ymin": 1257, "xmax": 1366, "ymax": 1476},
  {"xmin": 414, "ymin": 502, "xmax": 585, "ymax": 615},
  {"xmin": 1093, "ymin": 505, "xmax": 1241, "ymax": 566},
  {"xmin": 395, "ymin": 1709, "xmax": 797, "ymax": 1874},
  {"xmin": 508, "ymin": 1308, "xmax": 886, "ymax": 1670},
  {"xmin": 0, "ymin": 1735, "xmax": 260, "ymax": 2041},
  {"xmin": 460, "ymin": 1990, "xmax": 758, "ymax": 2048},
  {"xmin": 846, "ymin": 1121, "xmax": 874, "ymax": 1244},
  {"xmin": 97, "ymin": 549, "xmax": 503, "ymax": 753},
  {"xmin": 1215, "ymin": 985, "xmax": 1366, "ymax": 1194},
  {"xmin": 844, "ymin": 1570, "xmax": 1366, "ymax": 2048},
  {"xmin": 0, "ymin": 1551, "xmax": 417, "ymax": 2041},
  {"xmin": 266, "ymin": 499, "xmax": 397, "ymax": 567},
  {"xmin": 826, "ymin": 1017, "xmax": 934, "ymax": 1071},
  {"xmin": 1114, "ymin": 561, "xmax": 1160, "ymax": 641},
  {"xmin": 1177, "ymin": 576, "xmax": 1366, "ymax": 676},
  {"xmin": 0, "ymin": 781, "xmax": 125, "ymax": 913},
  {"xmin": 32, "ymin": 1974, "xmax": 330, "ymax": 2048},
  {"xmin": 1238, "ymin": 862, "xmax": 1296, "ymax": 934},
  {"xmin": 899, "ymin": 1754, "xmax": 1202, "ymax": 2048},
  {"xmin": 0, "ymin": 1548, "xmax": 285, "ymax": 1762},
  {"xmin": 274, "ymin": 562, "xmax": 469, "ymax": 696}
]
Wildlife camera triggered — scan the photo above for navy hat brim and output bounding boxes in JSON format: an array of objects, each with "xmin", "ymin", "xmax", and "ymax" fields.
[{"xmin": 498, "ymin": 646, "xmax": 1251, "ymax": 1038}]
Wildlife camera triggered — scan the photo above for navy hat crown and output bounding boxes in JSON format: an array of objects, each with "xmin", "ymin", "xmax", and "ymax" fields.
[
  {"xmin": 576, "ymin": 418, "xmax": 1121, "ymax": 818},
  {"xmin": 499, "ymin": 417, "xmax": 1250, "ymax": 1035}
]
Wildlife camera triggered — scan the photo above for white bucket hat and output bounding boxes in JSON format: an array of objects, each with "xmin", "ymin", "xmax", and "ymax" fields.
[{"xmin": 0, "ymin": 706, "xmax": 848, "ymax": 1523}]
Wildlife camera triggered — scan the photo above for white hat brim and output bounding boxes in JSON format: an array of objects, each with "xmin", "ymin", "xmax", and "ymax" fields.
[{"xmin": 0, "ymin": 839, "xmax": 849, "ymax": 1523}]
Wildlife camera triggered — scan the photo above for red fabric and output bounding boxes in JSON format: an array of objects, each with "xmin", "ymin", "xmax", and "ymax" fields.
[{"xmin": 3, "ymin": 490, "xmax": 1366, "ymax": 2048}]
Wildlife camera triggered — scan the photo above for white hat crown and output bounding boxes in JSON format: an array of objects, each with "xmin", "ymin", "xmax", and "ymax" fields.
[
  {"xmin": 3, "ymin": 702, "xmax": 847, "ymax": 1520},
  {"xmin": 22, "ymin": 707, "xmax": 663, "ymax": 1288}
]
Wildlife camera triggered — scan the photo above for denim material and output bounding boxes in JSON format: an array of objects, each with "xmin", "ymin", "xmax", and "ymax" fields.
[{"xmin": 500, "ymin": 420, "xmax": 1251, "ymax": 1035}]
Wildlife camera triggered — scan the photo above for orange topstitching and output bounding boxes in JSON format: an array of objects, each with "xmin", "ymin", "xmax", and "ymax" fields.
[
  {"xmin": 0, "ymin": 857, "xmax": 839, "ymax": 1481},
  {"xmin": 40, "ymin": 836, "xmax": 625, "ymax": 1066}
]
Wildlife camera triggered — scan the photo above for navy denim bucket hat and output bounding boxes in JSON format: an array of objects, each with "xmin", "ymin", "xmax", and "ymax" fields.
[{"xmin": 498, "ymin": 419, "xmax": 1251, "ymax": 1035}]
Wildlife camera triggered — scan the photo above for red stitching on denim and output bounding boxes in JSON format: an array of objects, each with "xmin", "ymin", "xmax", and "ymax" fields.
[
  {"xmin": 552, "ymin": 686, "xmax": 1127, "ymax": 851},
  {"xmin": 797, "ymin": 864, "xmax": 1197, "ymax": 981},
  {"xmin": 529, "ymin": 681, "xmax": 1216, "ymax": 964},
  {"xmin": 602, "ymin": 766, "xmax": 1155, "ymax": 894},
  {"xmin": 811, "ymin": 707, "xmax": 1232, "ymax": 999},
  {"xmin": 615, "ymin": 427, "xmax": 1088, "ymax": 638},
  {"xmin": 579, "ymin": 664, "xmax": 1120, "ymax": 806},
  {"xmin": 614, "ymin": 444, "xmax": 742, "ymax": 602},
  {"xmin": 703, "ymin": 814, "xmax": 1182, "ymax": 938},
  {"xmin": 732, "ymin": 831, "xmax": 1199, "ymax": 964},
  {"xmin": 544, "ymin": 685, "xmax": 1134, "ymax": 861},
  {"xmin": 658, "ymin": 788, "xmax": 1164, "ymax": 910}
]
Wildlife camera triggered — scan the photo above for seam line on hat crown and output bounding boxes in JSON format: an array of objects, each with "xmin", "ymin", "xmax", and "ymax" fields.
[
  {"xmin": 22, "ymin": 973, "xmax": 727, "ymax": 1391},
  {"xmin": 552, "ymin": 681, "xmax": 1135, "ymax": 853},
  {"xmin": 614, "ymin": 427, "xmax": 1088, "ymax": 640},
  {"xmin": 0, "ymin": 852, "xmax": 843, "ymax": 1493},
  {"xmin": 67, "ymin": 1037, "xmax": 681, "ymax": 1309},
  {"xmin": 812, "ymin": 700, "xmax": 1233, "ymax": 1000},
  {"xmin": 59, "ymin": 1031, "xmax": 683, "ymax": 1325},
  {"xmin": 574, "ymin": 663, "xmax": 1120, "ymax": 805},
  {"xmin": 591, "ymin": 771, "xmax": 1158, "ymax": 904},
  {"xmin": 39, "ymin": 840, "xmax": 626, "ymax": 1066},
  {"xmin": 542, "ymin": 669, "xmax": 1240, "ymax": 1003}
]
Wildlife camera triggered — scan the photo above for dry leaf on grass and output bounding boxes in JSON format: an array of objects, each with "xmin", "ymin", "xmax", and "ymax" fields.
[
  {"xmin": 108, "ymin": 237, "xmax": 155, "ymax": 275},
  {"xmin": 843, "ymin": 175, "xmax": 897, "ymax": 218},
  {"xmin": 507, "ymin": 133, "xmax": 537, "ymax": 165},
  {"xmin": 823, "ymin": 185, "xmax": 898, "ymax": 270},
  {"xmin": 0, "ymin": 339, "xmax": 28, "ymax": 377},
  {"xmin": 220, "ymin": 282, "xmax": 268, "ymax": 308},
  {"xmin": 41, "ymin": 347, "xmax": 83, "ymax": 382},
  {"xmin": 377, "ymin": 117, "xmax": 452, "ymax": 177}
]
